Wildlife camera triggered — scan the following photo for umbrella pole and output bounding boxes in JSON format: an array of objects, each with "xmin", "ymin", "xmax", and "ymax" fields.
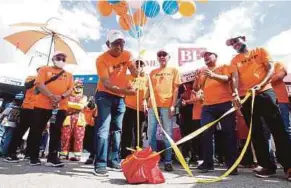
[{"xmin": 47, "ymin": 34, "xmax": 54, "ymax": 66}]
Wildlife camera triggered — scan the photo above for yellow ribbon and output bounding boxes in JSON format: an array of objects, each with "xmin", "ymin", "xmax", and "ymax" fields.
[{"xmin": 148, "ymin": 75, "xmax": 193, "ymax": 176}]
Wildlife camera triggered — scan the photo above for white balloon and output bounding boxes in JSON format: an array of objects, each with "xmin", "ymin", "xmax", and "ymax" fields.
[
  {"xmin": 171, "ymin": 12, "xmax": 182, "ymax": 19},
  {"xmin": 128, "ymin": 0, "xmax": 144, "ymax": 9},
  {"xmin": 116, "ymin": 15, "xmax": 120, "ymax": 23}
]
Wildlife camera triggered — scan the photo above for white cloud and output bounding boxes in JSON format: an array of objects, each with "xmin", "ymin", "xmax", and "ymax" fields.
[
  {"xmin": 264, "ymin": 28, "xmax": 291, "ymax": 72},
  {"xmin": 265, "ymin": 27, "xmax": 291, "ymax": 56},
  {"xmin": 0, "ymin": 0, "xmax": 101, "ymax": 80},
  {"xmin": 192, "ymin": 2, "xmax": 264, "ymax": 65}
]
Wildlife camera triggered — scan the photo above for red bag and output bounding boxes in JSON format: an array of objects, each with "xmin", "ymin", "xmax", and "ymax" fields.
[{"xmin": 121, "ymin": 147, "xmax": 165, "ymax": 184}]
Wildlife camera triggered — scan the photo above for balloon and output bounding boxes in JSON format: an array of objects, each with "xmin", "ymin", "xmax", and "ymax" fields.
[
  {"xmin": 116, "ymin": 15, "xmax": 120, "ymax": 23},
  {"xmin": 112, "ymin": 1, "xmax": 128, "ymax": 15},
  {"xmin": 197, "ymin": 0, "xmax": 208, "ymax": 3},
  {"xmin": 162, "ymin": 1, "xmax": 179, "ymax": 15},
  {"xmin": 171, "ymin": 11, "xmax": 182, "ymax": 19},
  {"xmin": 128, "ymin": 0, "xmax": 144, "ymax": 9},
  {"xmin": 129, "ymin": 26, "xmax": 143, "ymax": 39},
  {"xmin": 97, "ymin": 0, "xmax": 113, "ymax": 17},
  {"xmin": 119, "ymin": 14, "xmax": 134, "ymax": 30},
  {"xmin": 179, "ymin": 1, "xmax": 196, "ymax": 17},
  {"xmin": 108, "ymin": 0, "xmax": 120, "ymax": 4},
  {"xmin": 133, "ymin": 9, "xmax": 147, "ymax": 26},
  {"xmin": 142, "ymin": 0, "xmax": 160, "ymax": 18}
]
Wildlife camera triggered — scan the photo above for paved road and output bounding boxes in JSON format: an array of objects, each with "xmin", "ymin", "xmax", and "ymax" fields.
[{"xmin": 0, "ymin": 156, "xmax": 290, "ymax": 188}]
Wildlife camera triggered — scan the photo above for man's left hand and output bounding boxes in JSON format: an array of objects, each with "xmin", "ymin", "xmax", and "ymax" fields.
[
  {"xmin": 203, "ymin": 69, "xmax": 214, "ymax": 78},
  {"xmin": 169, "ymin": 106, "xmax": 175, "ymax": 118}
]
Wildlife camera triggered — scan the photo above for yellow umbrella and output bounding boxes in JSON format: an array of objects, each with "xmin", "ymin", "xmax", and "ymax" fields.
[{"xmin": 3, "ymin": 18, "xmax": 84, "ymax": 65}]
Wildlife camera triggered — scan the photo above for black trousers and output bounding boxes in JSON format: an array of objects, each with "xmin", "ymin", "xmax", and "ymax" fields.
[
  {"xmin": 241, "ymin": 89, "xmax": 291, "ymax": 172},
  {"xmin": 28, "ymin": 108, "xmax": 66, "ymax": 160},
  {"xmin": 120, "ymin": 107, "xmax": 145, "ymax": 159},
  {"xmin": 83, "ymin": 125, "xmax": 95, "ymax": 158},
  {"xmin": 8, "ymin": 108, "xmax": 34, "ymax": 156},
  {"xmin": 179, "ymin": 105, "xmax": 201, "ymax": 161}
]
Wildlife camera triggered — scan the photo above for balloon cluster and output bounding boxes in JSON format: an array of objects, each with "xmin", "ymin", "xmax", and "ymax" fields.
[{"xmin": 97, "ymin": 0, "xmax": 207, "ymax": 39}]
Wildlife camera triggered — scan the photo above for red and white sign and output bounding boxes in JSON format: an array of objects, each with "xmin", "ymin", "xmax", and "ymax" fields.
[{"xmin": 178, "ymin": 48, "xmax": 206, "ymax": 66}]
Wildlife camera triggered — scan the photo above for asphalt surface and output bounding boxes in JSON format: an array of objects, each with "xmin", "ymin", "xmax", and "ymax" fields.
[{"xmin": 0, "ymin": 155, "xmax": 290, "ymax": 188}]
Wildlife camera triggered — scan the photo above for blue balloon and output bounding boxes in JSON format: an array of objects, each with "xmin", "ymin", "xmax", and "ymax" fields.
[
  {"xmin": 129, "ymin": 26, "xmax": 143, "ymax": 39},
  {"xmin": 108, "ymin": 0, "xmax": 120, "ymax": 4},
  {"xmin": 142, "ymin": 0, "xmax": 160, "ymax": 18},
  {"xmin": 162, "ymin": 1, "xmax": 179, "ymax": 15}
]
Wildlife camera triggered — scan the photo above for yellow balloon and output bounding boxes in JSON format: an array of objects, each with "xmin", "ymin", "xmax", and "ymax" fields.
[
  {"xmin": 179, "ymin": 1, "xmax": 196, "ymax": 17},
  {"xmin": 197, "ymin": 0, "xmax": 208, "ymax": 3}
]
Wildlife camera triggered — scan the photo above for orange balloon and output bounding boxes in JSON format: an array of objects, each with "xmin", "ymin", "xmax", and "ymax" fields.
[
  {"xmin": 133, "ymin": 9, "xmax": 147, "ymax": 26},
  {"xmin": 112, "ymin": 1, "xmax": 128, "ymax": 16},
  {"xmin": 97, "ymin": 0, "xmax": 113, "ymax": 16},
  {"xmin": 179, "ymin": 1, "xmax": 196, "ymax": 17},
  {"xmin": 119, "ymin": 14, "xmax": 133, "ymax": 30}
]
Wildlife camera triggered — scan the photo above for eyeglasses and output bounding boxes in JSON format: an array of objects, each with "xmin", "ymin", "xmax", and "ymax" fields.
[
  {"xmin": 55, "ymin": 56, "xmax": 66, "ymax": 62},
  {"xmin": 157, "ymin": 52, "xmax": 168, "ymax": 58},
  {"xmin": 111, "ymin": 40, "xmax": 125, "ymax": 47}
]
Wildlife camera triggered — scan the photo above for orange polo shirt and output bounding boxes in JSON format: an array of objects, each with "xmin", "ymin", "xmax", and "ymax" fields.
[
  {"xmin": 272, "ymin": 62, "xmax": 289, "ymax": 103},
  {"xmin": 22, "ymin": 76, "xmax": 36, "ymax": 109},
  {"xmin": 230, "ymin": 47, "xmax": 273, "ymax": 96},
  {"xmin": 125, "ymin": 75, "xmax": 147, "ymax": 111},
  {"xmin": 196, "ymin": 65, "xmax": 233, "ymax": 105},
  {"xmin": 96, "ymin": 50, "xmax": 134, "ymax": 97},
  {"xmin": 34, "ymin": 66, "xmax": 74, "ymax": 111},
  {"xmin": 148, "ymin": 67, "xmax": 181, "ymax": 108}
]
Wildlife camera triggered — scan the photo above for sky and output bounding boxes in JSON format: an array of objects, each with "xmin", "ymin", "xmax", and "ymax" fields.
[{"xmin": 1, "ymin": 0, "xmax": 291, "ymax": 80}]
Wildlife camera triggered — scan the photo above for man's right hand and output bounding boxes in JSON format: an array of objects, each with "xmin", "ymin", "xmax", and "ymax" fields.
[
  {"xmin": 123, "ymin": 87, "xmax": 137, "ymax": 95},
  {"xmin": 232, "ymin": 94, "xmax": 242, "ymax": 110},
  {"xmin": 49, "ymin": 94, "xmax": 61, "ymax": 104}
]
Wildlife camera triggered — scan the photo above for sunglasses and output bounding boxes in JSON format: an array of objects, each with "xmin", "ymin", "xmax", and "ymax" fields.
[
  {"xmin": 76, "ymin": 86, "xmax": 83, "ymax": 89},
  {"xmin": 157, "ymin": 52, "xmax": 168, "ymax": 58},
  {"xmin": 55, "ymin": 56, "xmax": 66, "ymax": 62}
]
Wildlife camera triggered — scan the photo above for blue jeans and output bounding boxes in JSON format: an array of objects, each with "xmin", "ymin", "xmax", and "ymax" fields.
[
  {"xmin": 0, "ymin": 127, "xmax": 15, "ymax": 155},
  {"xmin": 94, "ymin": 91, "xmax": 126, "ymax": 168},
  {"xmin": 278, "ymin": 103, "xmax": 291, "ymax": 141},
  {"xmin": 201, "ymin": 102, "xmax": 238, "ymax": 168},
  {"xmin": 147, "ymin": 108, "xmax": 173, "ymax": 164}
]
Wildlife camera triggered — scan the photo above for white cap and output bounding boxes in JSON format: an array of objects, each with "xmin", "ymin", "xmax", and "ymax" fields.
[
  {"xmin": 107, "ymin": 30, "xmax": 125, "ymax": 43},
  {"xmin": 52, "ymin": 51, "xmax": 67, "ymax": 57}
]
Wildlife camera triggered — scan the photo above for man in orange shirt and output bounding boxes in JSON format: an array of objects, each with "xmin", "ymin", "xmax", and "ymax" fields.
[
  {"xmin": 5, "ymin": 72, "xmax": 40, "ymax": 162},
  {"xmin": 271, "ymin": 62, "xmax": 291, "ymax": 140},
  {"xmin": 143, "ymin": 49, "xmax": 181, "ymax": 172},
  {"xmin": 120, "ymin": 60, "xmax": 147, "ymax": 159},
  {"xmin": 193, "ymin": 51, "xmax": 238, "ymax": 174},
  {"xmin": 227, "ymin": 36, "xmax": 291, "ymax": 180},
  {"xmin": 28, "ymin": 51, "xmax": 74, "ymax": 167},
  {"xmin": 94, "ymin": 30, "xmax": 138, "ymax": 176}
]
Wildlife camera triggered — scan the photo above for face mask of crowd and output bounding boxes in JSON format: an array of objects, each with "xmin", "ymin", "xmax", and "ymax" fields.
[{"xmin": 54, "ymin": 60, "xmax": 65, "ymax": 69}]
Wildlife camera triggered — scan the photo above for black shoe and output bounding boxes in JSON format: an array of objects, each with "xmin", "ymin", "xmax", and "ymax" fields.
[
  {"xmin": 46, "ymin": 157, "xmax": 64, "ymax": 167},
  {"xmin": 229, "ymin": 168, "xmax": 238, "ymax": 176},
  {"xmin": 4, "ymin": 156, "xmax": 20, "ymax": 163},
  {"xmin": 94, "ymin": 167, "xmax": 109, "ymax": 177},
  {"xmin": 30, "ymin": 158, "xmax": 41, "ymax": 166},
  {"xmin": 85, "ymin": 158, "xmax": 94, "ymax": 165},
  {"xmin": 255, "ymin": 168, "xmax": 276, "ymax": 178},
  {"xmin": 164, "ymin": 163, "xmax": 174, "ymax": 172},
  {"xmin": 198, "ymin": 163, "xmax": 214, "ymax": 173},
  {"xmin": 108, "ymin": 163, "xmax": 122, "ymax": 172}
]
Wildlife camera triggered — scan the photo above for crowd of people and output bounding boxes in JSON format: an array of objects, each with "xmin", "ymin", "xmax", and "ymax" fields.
[{"xmin": 0, "ymin": 29, "xmax": 291, "ymax": 182}]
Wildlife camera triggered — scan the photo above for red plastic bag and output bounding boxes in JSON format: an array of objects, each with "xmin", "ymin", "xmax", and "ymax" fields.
[{"xmin": 121, "ymin": 147, "xmax": 165, "ymax": 184}]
